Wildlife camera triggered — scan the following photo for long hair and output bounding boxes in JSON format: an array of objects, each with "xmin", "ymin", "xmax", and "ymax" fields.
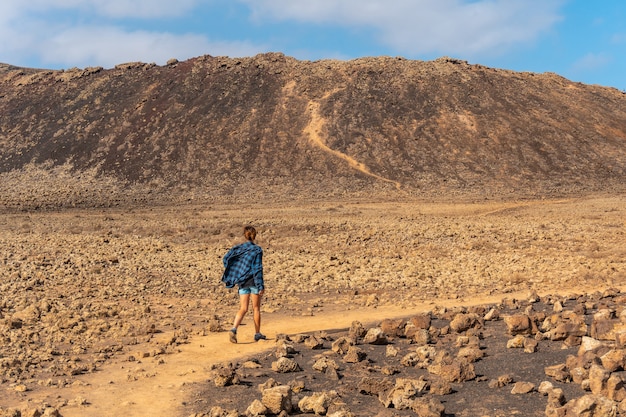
[{"xmin": 243, "ymin": 225, "xmax": 257, "ymax": 241}]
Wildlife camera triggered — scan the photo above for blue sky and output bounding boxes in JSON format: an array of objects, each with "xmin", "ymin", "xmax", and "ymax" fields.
[{"xmin": 1, "ymin": 0, "xmax": 624, "ymax": 91}]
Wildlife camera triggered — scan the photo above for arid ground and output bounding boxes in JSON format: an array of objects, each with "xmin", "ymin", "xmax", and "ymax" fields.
[{"xmin": 1, "ymin": 195, "xmax": 625, "ymax": 416}]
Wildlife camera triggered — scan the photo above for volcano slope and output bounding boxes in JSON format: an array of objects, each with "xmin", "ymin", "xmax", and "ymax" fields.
[{"xmin": 1, "ymin": 54, "xmax": 626, "ymax": 208}]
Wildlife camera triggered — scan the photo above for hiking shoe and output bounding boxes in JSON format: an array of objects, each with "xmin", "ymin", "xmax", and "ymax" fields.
[
  {"xmin": 254, "ymin": 333, "xmax": 267, "ymax": 342},
  {"xmin": 229, "ymin": 329, "xmax": 237, "ymax": 344}
]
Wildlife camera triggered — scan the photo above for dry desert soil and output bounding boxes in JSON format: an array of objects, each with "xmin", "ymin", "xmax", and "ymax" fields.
[{"xmin": 1, "ymin": 195, "xmax": 625, "ymax": 416}]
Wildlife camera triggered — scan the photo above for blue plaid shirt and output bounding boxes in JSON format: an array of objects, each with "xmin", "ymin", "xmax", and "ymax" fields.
[{"xmin": 221, "ymin": 241, "xmax": 264, "ymax": 290}]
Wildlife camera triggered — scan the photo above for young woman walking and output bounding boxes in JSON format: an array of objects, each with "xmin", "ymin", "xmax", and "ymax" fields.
[{"xmin": 221, "ymin": 225, "xmax": 266, "ymax": 343}]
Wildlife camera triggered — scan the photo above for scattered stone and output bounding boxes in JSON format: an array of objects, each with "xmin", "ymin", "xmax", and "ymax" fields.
[
  {"xmin": 261, "ymin": 385, "xmax": 293, "ymax": 415},
  {"xmin": 409, "ymin": 313, "xmax": 432, "ymax": 330},
  {"xmin": 258, "ymin": 377, "xmax": 278, "ymax": 392},
  {"xmin": 428, "ymin": 375, "xmax": 453, "ymax": 395},
  {"xmin": 331, "ymin": 337, "xmax": 354, "ymax": 355},
  {"xmin": 211, "ymin": 363, "xmax": 238, "ymax": 387},
  {"xmin": 510, "ymin": 381, "xmax": 535, "ymax": 394},
  {"xmin": 484, "ymin": 307, "xmax": 500, "ymax": 321},
  {"xmin": 537, "ymin": 381, "xmax": 554, "ymax": 395},
  {"xmin": 289, "ymin": 378, "xmax": 306, "ymax": 393},
  {"xmin": 488, "ymin": 374, "xmax": 514, "ymax": 389},
  {"xmin": 343, "ymin": 346, "xmax": 367, "ymax": 363},
  {"xmin": 503, "ymin": 314, "xmax": 533, "ymax": 335},
  {"xmin": 457, "ymin": 346, "xmax": 483, "ymax": 362},
  {"xmin": 271, "ymin": 357, "xmax": 301, "ymax": 373},
  {"xmin": 304, "ymin": 335, "xmax": 324, "ymax": 350},
  {"xmin": 312, "ymin": 357, "xmax": 339, "ymax": 373},
  {"xmin": 589, "ymin": 364, "xmax": 610, "ymax": 395},
  {"xmin": 380, "ymin": 318, "xmax": 405, "ymax": 337},
  {"xmin": 385, "ymin": 345, "xmax": 399, "ymax": 358},
  {"xmin": 548, "ymin": 394, "xmax": 617, "ymax": 417},
  {"xmin": 413, "ymin": 328, "xmax": 431, "ymax": 345},
  {"xmin": 427, "ymin": 359, "xmax": 476, "ymax": 383},
  {"xmin": 349, "ymin": 321, "xmax": 366, "ymax": 340},
  {"xmin": 545, "ymin": 363, "xmax": 571, "ymax": 383},
  {"xmin": 506, "ymin": 334, "xmax": 526, "ymax": 349},
  {"xmin": 449, "ymin": 313, "xmax": 481, "ymax": 333},
  {"xmin": 362, "ymin": 328, "xmax": 388, "ymax": 345},
  {"xmin": 245, "ymin": 399, "xmax": 268, "ymax": 416},
  {"xmin": 410, "ymin": 397, "xmax": 445, "ymax": 417},
  {"xmin": 600, "ymin": 349, "xmax": 625, "ymax": 372},
  {"xmin": 298, "ymin": 390, "xmax": 340, "ymax": 415},
  {"xmin": 357, "ymin": 377, "xmax": 394, "ymax": 397},
  {"xmin": 380, "ymin": 377, "xmax": 429, "ymax": 409},
  {"xmin": 275, "ymin": 341, "xmax": 297, "ymax": 358}
]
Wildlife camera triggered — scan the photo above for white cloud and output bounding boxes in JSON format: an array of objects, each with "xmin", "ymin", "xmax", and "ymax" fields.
[
  {"xmin": 612, "ymin": 33, "xmax": 626, "ymax": 44},
  {"xmin": 34, "ymin": 26, "xmax": 262, "ymax": 68},
  {"xmin": 0, "ymin": 0, "xmax": 567, "ymax": 69},
  {"xmin": 572, "ymin": 52, "xmax": 612, "ymax": 73},
  {"xmin": 0, "ymin": 0, "xmax": 266, "ymax": 68},
  {"xmin": 1, "ymin": 0, "xmax": 202, "ymax": 19},
  {"xmin": 238, "ymin": 0, "xmax": 564, "ymax": 58}
]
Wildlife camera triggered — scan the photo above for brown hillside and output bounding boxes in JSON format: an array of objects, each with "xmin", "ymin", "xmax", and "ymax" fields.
[{"xmin": 1, "ymin": 54, "xmax": 625, "ymax": 209}]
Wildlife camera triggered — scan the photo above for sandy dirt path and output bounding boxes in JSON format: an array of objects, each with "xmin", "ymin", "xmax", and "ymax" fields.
[
  {"xmin": 44, "ymin": 290, "xmax": 556, "ymax": 417},
  {"xmin": 59, "ymin": 305, "xmax": 418, "ymax": 416}
]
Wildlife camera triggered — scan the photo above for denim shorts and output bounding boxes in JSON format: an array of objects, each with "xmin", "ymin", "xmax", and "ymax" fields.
[{"xmin": 238, "ymin": 286, "xmax": 261, "ymax": 295}]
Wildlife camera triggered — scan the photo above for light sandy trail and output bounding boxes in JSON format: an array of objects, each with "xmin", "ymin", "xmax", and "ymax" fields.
[
  {"xmin": 303, "ymin": 97, "xmax": 403, "ymax": 191},
  {"xmin": 46, "ymin": 290, "xmax": 545, "ymax": 417},
  {"xmin": 58, "ymin": 305, "xmax": 420, "ymax": 417},
  {"xmin": 11, "ymin": 285, "xmax": 620, "ymax": 416}
]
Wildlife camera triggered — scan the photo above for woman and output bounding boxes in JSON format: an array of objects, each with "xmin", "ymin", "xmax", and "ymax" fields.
[{"xmin": 221, "ymin": 225, "xmax": 266, "ymax": 343}]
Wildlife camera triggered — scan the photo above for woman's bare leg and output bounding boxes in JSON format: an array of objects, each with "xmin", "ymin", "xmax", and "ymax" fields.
[
  {"xmin": 233, "ymin": 293, "xmax": 250, "ymax": 329},
  {"xmin": 250, "ymin": 293, "xmax": 262, "ymax": 334}
]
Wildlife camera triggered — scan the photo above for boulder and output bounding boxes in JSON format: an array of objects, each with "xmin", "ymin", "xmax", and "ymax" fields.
[
  {"xmin": 428, "ymin": 375, "xmax": 453, "ymax": 395},
  {"xmin": 428, "ymin": 359, "xmax": 476, "ymax": 383},
  {"xmin": 410, "ymin": 398, "xmax": 445, "ymax": 417},
  {"xmin": 410, "ymin": 313, "xmax": 432, "ymax": 330},
  {"xmin": 600, "ymin": 349, "xmax": 625, "ymax": 372},
  {"xmin": 271, "ymin": 357, "xmax": 301, "ymax": 373},
  {"xmin": 449, "ymin": 313, "xmax": 481, "ymax": 333},
  {"xmin": 211, "ymin": 364, "xmax": 237, "ymax": 387},
  {"xmin": 312, "ymin": 357, "xmax": 339, "ymax": 373},
  {"xmin": 504, "ymin": 314, "xmax": 532, "ymax": 335},
  {"xmin": 588, "ymin": 364, "xmax": 610, "ymax": 395},
  {"xmin": 331, "ymin": 337, "xmax": 354, "ymax": 354},
  {"xmin": 511, "ymin": 381, "xmax": 535, "ymax": 394},
  {"xmin": 413, "ymin": 329, "xmax": 431, "ymax": 345},
  {"xmin": 380, "ymin": 318, "xmax": 406, "ymax": 337},
  {"xmin": 275, "ymin": 341, "xmax": 297, "ymax": 358},
  {"xmin": 488, "ymin": 374, "xmax": 514, "ymax": 389},
  {"xmin": 484, "ymin": 307, "xmax": 500, "ymax": 321},
  {"xmin": 298, "ymin": 391, "xmax": 340, "ymax": 415},
  {"xmin": 245, "ymin": 399, "xmax": 268, "ymax": 417},
  {"xmin": 357, "ymin": 377, "xmax": 394, "ymax": 397},
  {"xmin": 348, "ymin": 321, "xmax": 366, "ymax": 340},
  {"xmin": 506, "ymin": 335, "xmax": 526, "ymax": 349},
  {"xmin": 385, "ymin": 345, "xmax": 399, "ymax": 357},
  {"xmin": 362, "ymin": 327, "xmax": 388, "ymax": 345},
  {"xmin": 545, "ymin": 364, "xmax": 570, "ymax": 383},
  {"xmin": 304, "ymin": 335, "xmax": 324, "ymax": 350},
  {"xmin": 380, "ymin": 378, "xmax": 429, "ymax": 409},
  {"xmin": 261, "ymin": 385, "xmax": 293, "ymax": 415},
  {"xmin": 548, "ymin": 394, "xmax": 617, "ymax": 417},
  {"xmin": 606, "ymin": 373, "xmax": 626, "ymax": 402},
  {"xmin": 343, "ymin": 346, "xmax": 367, "ymax": 363},
  {"xmin": 457, "ymin": 346, "xmax": 483, "ymax": 362}
]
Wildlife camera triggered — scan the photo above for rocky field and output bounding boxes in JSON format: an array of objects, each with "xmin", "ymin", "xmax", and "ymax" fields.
[{"xmin": 0, "ymin": 195, "xmax": 625, "ymax": 416}]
